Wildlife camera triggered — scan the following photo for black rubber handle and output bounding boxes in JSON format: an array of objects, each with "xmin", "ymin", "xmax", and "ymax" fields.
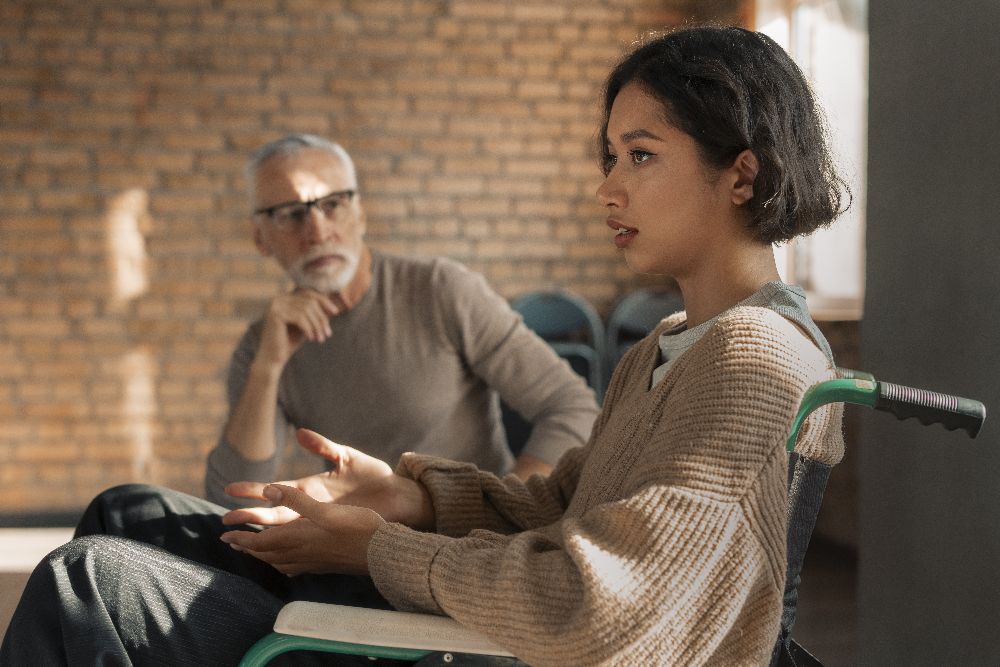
[{"xmin": 875, "ymin": 381, "xmax": 987, "ymax": 438}]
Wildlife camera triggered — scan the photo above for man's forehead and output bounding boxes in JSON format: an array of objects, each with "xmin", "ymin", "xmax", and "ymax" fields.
[{"xmin": 254, "ymin": 149, "xmax": 356, "ymax": 203}]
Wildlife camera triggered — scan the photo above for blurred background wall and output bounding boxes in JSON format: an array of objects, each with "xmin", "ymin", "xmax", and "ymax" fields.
[{"xmin": 0, "ymin": 0, "xmax": 750, "ymax": 516}]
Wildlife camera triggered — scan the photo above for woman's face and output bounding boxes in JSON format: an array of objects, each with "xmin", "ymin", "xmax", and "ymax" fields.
[{"xmin": 597, "ymin": 83, "xmax": 734, "ymax": 278}]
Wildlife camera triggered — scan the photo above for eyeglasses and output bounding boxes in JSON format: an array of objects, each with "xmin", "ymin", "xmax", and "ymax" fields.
[{"xmin": 253, "ymin": 189, "xmax": 357, "ymax": 231}]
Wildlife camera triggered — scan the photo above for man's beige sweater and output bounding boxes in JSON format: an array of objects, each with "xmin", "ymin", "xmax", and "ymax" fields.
[{"xmin": 368, "ymin": 307, "xmax": 844, "ymax": 665}]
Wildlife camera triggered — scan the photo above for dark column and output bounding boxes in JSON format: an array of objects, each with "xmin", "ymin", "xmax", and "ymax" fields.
[{"xmin": 862, "ymin": 1, "xmax": 1000, "ymax": 663}]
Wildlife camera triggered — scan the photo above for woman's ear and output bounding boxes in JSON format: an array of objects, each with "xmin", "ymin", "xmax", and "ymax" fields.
[{"xmin": 729, "ymin": 149, "xmax": 759, "ymax": 206}]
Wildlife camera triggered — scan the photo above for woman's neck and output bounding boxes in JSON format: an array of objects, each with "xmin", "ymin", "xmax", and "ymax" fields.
[{"xmin": 676, "ymin": 240, "xmax": 780, "ymax": 329}]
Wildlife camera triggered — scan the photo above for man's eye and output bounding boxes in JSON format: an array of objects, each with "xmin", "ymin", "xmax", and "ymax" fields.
[
  {"xmin": 629, "ymin": 150, "xmax": 652, "ymax": 165},
  {"xmin": 319, "ymin": 198, "xmax": 342, "ymax": 215},
  {"xmin": 287, "ymin": 206, "xmax": 310, "ymax": 223}
]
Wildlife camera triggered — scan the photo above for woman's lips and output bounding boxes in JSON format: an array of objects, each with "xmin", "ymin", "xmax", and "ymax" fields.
[{"xmin": 607, "ymin": 219, "xmax": 638, "ymax": 248}]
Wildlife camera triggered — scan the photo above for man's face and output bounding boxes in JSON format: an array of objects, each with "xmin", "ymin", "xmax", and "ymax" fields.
[{"xmin": 252, "ymin": 148, "xmax": 366, "ymax": 295}]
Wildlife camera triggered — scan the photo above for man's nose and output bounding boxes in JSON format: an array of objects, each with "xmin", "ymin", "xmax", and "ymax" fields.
[{"xmin": 302, "ymin": 206, "xmax": 339, "ymax": 243}]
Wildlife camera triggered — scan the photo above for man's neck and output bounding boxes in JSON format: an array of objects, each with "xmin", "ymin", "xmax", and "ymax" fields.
[{"xmin": 330, "ymin": 245, "xmax": 373, "ymax": 312}]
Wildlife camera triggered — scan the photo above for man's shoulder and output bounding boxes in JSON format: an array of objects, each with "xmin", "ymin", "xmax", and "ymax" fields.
[
  {"xmin": 376, "ymin": 251, "xmax": 479, "ymax": 290},
  {"xmin": 378, "ymin": 250, "xmax": 467, "ymax": 274}
]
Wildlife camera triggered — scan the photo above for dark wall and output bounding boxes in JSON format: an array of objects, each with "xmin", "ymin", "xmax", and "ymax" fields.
[{"xmin": 861, "ymin": 1, "xmax": 1000, "ymax": 663}]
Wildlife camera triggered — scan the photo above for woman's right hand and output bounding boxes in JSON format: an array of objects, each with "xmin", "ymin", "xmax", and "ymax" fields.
[{"xmin": 223, "ymin": 428, "xmax": 435, "ymax": 531}]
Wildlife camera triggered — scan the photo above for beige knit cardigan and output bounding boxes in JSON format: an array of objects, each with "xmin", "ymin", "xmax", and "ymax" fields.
[{"xmin": 368, "ymin": 307, "xmax": 844, "ymax": 666}]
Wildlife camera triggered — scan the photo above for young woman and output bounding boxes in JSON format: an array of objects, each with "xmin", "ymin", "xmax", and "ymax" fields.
[{"xmin": 1, "ymin": 26, "xmax": 847, "ymax": 666}]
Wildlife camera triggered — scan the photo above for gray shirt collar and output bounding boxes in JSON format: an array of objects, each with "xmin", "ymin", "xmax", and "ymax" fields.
[{"xmin": 651, "ymin": 282, "xmax": 829, "ymax": 388}]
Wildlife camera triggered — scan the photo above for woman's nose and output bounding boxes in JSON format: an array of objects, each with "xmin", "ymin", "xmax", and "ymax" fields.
[{"xmin": 596, "ymin": 174, "xmax": 626, "ymax": 208}]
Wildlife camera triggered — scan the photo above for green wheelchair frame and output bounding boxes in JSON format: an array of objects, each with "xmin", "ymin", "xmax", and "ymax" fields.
[{"xmin": 240, "ymin": 370, "xmax": 986, "ymax": 667}]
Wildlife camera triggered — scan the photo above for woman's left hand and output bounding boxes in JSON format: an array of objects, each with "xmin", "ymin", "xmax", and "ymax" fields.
[{"xmin": 220, "ymin": 484, "xmax": 384, "ymax": 576}]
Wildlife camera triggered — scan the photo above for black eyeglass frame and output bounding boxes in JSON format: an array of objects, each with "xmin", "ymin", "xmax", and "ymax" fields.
[{"xmin": 253, "ymin": 189, "xmax": 357, "ymax": 221}]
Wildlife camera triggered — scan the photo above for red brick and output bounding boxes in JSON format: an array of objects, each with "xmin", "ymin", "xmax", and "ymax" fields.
[
  {"xmin": 516, "ymin": 80, "xmax": 562, "ymax": 99},
  {"xmin": 394, "ymin": 77, "xmax": 452, "ymax": 96},
  {"xmin": 485, "ymin": 177, "xmax": 546, "ymax": 197},
  {"xmin": 25, "ymin": 24, "xmax": 89, "ymax": 43},
  {"xmin": 426, "ymin": 176, "xmax": 485, "ymax": 195},
  {"xmin": 0, "ymin": 85, "xmax": 32, "ymax": 105},
  {"xmin": 150, "ymin": 193, "xmax": 215, "ymax": 214},
  {"xmin": 442, "ymin": 155, "xmax": 502, "ymax": 175},
  {"xmin": 160, "ymin": 132, "xmax": 227, "ymax": 151},
  {"xmin": 269, "ymin": 112, "xmax": 331, "ymax": 134},
  {"xmin": 0, "ymin": 191, "xmax": 33, "ymax": 210}
]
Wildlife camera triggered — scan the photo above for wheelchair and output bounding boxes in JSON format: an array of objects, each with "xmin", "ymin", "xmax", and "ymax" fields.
[{"xmin": 239, "ymin": 370, "xmax": 986, "ymax": 667}]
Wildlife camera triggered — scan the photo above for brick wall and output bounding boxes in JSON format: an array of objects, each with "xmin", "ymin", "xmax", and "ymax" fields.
[{"xmin": 1, "ymin": 0, "xmax": 748, "ymax": 515}]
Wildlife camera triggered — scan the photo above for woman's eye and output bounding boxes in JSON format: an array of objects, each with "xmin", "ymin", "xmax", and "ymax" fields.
[
  {"xmin": 629, "ymin": 149, "xmax": 652, "ymax": 165},
  {"xmin": 602, "ymin": 153, "xmax": 618, "ymax": 175}
]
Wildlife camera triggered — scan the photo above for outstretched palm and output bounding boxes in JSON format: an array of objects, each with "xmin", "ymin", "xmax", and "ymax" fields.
[{"xmin": 223, "ymin": 428, "xmax": 397, "ymax": 525}]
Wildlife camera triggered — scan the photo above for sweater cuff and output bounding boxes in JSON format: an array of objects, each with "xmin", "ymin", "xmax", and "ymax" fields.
[
  {"xmin": 395, "ymin": 454, "xmax": 490, "ymax": 537},
  {"xmin": 368, "ymin": 521, "xmax": 452, "ymax": 613}
]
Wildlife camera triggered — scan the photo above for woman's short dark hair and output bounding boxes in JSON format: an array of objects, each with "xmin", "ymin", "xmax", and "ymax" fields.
[{"xmin": 600, "ymin": 26, "xmax": 850, "ymax": 244}]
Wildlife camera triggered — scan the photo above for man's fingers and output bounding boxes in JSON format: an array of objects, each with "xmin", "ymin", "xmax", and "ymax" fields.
[
  {"xmin": 294, "ymin": 288, "xmax": 341, "ymax": 318},
  {"xmin": 272, "ymin": 290, "xmax": 339, "ymax": 343},
  {"xmin": 303, "ymin": 301, "xmax": 331, "ymax": 340},
  {"xmin": 314, "ymin": 292, "xmax": 340, "ymax": 317},
  {"xmin": 310, "ymin": 300, "xmax": 334, "ymax": 337},
  {"xmin": 290, "ymin": 289, "xmax": 339, "ymax": 334},
  {"xmin": 291, "ymin": 310, "xmax": 324, "ymax": 343}
]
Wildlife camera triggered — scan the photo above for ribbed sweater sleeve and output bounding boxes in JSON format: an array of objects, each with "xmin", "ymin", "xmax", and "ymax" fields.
[
  {"xmin": 391, "ymin": 446, "xmax": 588, "ymax": 537},
  {"xmin": 368, "ymin": 308, "xmax": 841, "ymax": 666}
]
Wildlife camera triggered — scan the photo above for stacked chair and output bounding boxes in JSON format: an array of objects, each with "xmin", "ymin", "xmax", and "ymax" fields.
[
  {"xmin": 510, "ymin": 289, "xmax": 606, "ymax": 398},
  {"xmin": 500, "ymin": 289, "xmax": 606, "ymax": 456},
  {"xmin": 604, "ymin": 287, "xmax": 684, "ymax": 382}
]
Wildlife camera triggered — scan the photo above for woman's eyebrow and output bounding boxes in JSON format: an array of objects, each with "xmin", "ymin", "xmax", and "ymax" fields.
[{"xmin": 620, "ymin": 128, "xmax": 664, "ymax": 143}]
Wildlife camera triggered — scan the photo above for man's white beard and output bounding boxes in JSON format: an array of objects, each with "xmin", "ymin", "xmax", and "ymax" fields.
[{"xmin": 288, "ymin": 246, "xmax": 360, "ymax": 294}]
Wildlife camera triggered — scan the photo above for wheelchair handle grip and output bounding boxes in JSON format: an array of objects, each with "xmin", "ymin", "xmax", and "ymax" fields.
[{"xmin": 875, "ymin": 381, "xmax": 987, "ymax": 438}]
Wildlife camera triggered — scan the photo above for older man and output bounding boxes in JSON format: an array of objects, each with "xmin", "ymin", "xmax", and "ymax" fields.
[{"xmin": 206, "ymin": 134, "xmax": 599, "ymax": 507}]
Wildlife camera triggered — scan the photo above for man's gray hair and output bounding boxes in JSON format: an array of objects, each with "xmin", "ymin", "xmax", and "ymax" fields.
[{"xmin": 244, "ymin": 134, "xmax": 357, "ymax": 206}]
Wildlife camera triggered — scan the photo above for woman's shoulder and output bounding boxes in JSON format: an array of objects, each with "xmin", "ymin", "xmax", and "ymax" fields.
[
  {"xmin": 704, "ymin": 306, "xmax": 830, "ymax": 370},
  {"xmin": 632, "ymin": 306, "xmax": 840, "ymax": 497},
  {"xmin": 671, "ymin": 306, "xmax": 836, "ymax": 430}
]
